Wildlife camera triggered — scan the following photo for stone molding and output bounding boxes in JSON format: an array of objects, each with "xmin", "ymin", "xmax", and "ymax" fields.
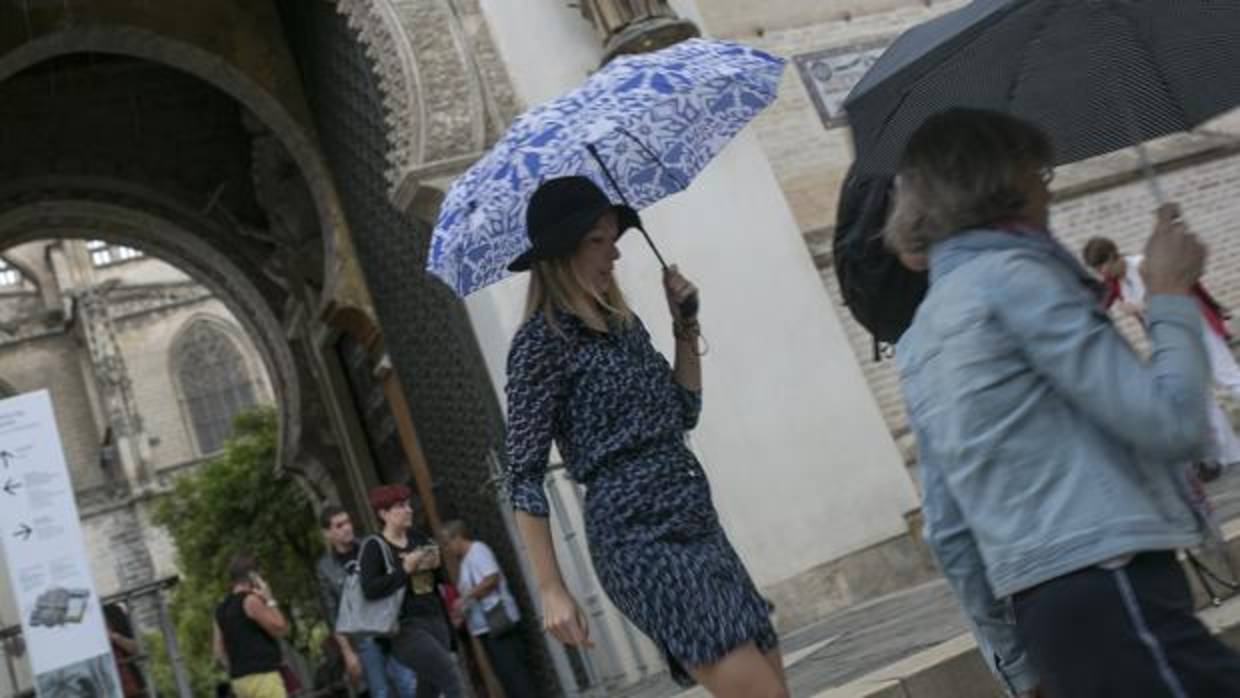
[{"xmin": 334, "ymin": 0, "xmax": 520, "ymax": 203}]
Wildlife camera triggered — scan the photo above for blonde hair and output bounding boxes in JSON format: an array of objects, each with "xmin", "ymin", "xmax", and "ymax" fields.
[
  {"xmin": 524, "ymin": 256, "xmax": 633, "ymax": 333},
  {"xmin": 884, "ymin": 108, "xmax": 1053, "ymax": 256}
]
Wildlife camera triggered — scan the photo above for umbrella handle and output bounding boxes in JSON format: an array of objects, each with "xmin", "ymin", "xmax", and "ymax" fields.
[{"xmin": 585, "ymin": 143, "xmax": 699, "ymax": 319}]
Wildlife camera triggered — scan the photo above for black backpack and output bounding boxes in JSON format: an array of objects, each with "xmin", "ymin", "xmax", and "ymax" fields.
[{"xmin": 832, "ymin": 164, "xmax": 928, "ymax": 359}]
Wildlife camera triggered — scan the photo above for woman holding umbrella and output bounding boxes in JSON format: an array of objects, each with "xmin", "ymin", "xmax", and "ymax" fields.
[
  {"xmin": 504, "ymin": 176, "xmax": 786, "ymax": 697},
  {"xmin": 887, "ymin": 107, "xmax": 1240, "ymax": 698}
]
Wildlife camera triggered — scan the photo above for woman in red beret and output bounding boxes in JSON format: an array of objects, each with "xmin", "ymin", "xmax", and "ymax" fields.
[{"xmin": 359, "ymin": 484, "xmax": 464, "ymax": 698}]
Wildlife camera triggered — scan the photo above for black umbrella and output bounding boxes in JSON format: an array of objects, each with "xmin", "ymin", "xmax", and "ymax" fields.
[{"xmin": 842, "ymin": 0, "xmax": 1240, "ymax": 195}]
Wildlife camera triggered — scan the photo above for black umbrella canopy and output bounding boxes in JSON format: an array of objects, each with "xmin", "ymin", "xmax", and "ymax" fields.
[{"xmin": 843, "ymin": 0, "xmax": 1240, "ymax": 175}]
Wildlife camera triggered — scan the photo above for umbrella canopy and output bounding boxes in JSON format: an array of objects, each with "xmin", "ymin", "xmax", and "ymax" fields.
[
  {"xmin": 427, "ymin": 38, "xmax": 786, "ymax": 296},
  {"xmin": 843, "ymin": 0, "xmax": 1240, "ymax": 175}
]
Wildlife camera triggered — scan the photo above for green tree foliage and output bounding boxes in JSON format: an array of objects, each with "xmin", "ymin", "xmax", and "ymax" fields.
[{"xmin": 151, "ymin": 407, "xmax": 326, "ymax": 695}]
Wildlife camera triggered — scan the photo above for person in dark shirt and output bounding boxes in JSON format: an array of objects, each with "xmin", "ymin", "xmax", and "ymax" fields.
[
  {"xmin": 103, "ymin": 602, "xmax": 148, "ymax": 697},
  {"xmin": 213, "ymin": 554, "xmax": 289, "ymax": 698},
  {"xmin": 360, "ymin": 484, "xmax": 463, "ymax": 698},
  {"xmin": 315, "ymin": 504, "xmax": 417, "ymax": 697}
]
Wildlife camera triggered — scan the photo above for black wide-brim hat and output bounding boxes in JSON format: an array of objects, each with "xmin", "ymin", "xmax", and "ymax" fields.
[{"xmin": 508, "ymin": 175, "xmax": 642, "ymax": 272}]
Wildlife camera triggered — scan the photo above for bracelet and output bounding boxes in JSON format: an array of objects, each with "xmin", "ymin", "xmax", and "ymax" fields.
[{"xmin": 673, "ymin": 319, "xmax": 700, "ymax": 342}]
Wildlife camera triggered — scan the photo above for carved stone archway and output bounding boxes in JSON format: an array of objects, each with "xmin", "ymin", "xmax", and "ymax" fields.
[
  {"xmin": 334, "ymin": 0, "xmax": 520, "ymax": 209},
  {"xmin": 0, "ymin": 25, "xmax": 382, "ymax": 343}
]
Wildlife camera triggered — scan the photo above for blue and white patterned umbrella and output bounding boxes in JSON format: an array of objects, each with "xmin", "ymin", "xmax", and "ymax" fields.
[{"xmin": 427, "ymin": 38, "xmax": 786, "ymax": 296}]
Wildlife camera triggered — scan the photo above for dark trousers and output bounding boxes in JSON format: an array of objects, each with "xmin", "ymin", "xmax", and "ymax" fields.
[
  {"xmin": 388, "ymin": 616, "xmax": 464, "ymax": 698},
  {"xmin": 1013, "ymin": 552, "xmax": 1240, "ymax": 698},
  {"xmin": 481, "ymin": 629, "xmax": 535, "ymax": 698}
]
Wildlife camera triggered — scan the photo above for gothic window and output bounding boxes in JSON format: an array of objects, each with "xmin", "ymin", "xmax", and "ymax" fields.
[
  {"xmin": 173, "ymin": 321, "xmax": 257, "ymax": 455},
  {"xmin": 0, "ymin": 258, "xmax": 21, "ymax": 287},
  {"xmin": 87, "ymin": 240, "xmax": 143, "ymax": 267}
]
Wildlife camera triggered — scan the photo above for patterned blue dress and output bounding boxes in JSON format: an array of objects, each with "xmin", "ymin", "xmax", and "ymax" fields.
[{"xmin": 505, "ymin": 309, "xmax": 777, "ymax": 683}]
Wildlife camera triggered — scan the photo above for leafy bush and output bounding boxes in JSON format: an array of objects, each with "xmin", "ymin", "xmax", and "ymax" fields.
[{"xmin": 149, "ymin": 407, "xmax": 325, "ymax": 695}]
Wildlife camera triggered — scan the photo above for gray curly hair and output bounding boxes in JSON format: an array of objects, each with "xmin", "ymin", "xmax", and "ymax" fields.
[{"xmin": 883, "ymin": 108, "xmax": 1054, "ymax": 256}]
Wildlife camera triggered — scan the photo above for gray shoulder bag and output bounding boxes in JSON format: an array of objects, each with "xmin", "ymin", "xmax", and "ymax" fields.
[{"xmin": 335, "ymin": 535, "xmax": 405, "ymax": 636}]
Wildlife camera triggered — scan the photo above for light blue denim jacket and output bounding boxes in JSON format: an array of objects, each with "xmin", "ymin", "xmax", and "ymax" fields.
[{"xmin": 897, "ymin": 228, "xmax": 1210, "ymax": 694}]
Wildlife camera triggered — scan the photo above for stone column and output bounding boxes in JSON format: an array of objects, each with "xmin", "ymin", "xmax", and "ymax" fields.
[
  {"xmin": 75, "ymin": 284, "xmax": 150, "ymax": 485},
  {"xmin": 575, "ymin": 0, "xmax": 699, "ymax": 64}
]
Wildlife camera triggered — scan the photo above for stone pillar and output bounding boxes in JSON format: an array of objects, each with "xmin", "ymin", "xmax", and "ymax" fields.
[
  {"xmin": 108, "ymin": 506, "xmax": 159, "ymax": 629},
  {"xmin": 75, "ymin": 284, "xmax": 150, "ymax": 485},
  {"xmin": 575, "ymin": 0, "xmax": 699, "ymax": 64}
]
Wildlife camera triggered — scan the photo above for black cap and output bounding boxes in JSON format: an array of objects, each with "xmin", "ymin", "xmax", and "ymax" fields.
[{"xmin": 508, "ymin": 176, "xmax": 642, "ymax": 272}]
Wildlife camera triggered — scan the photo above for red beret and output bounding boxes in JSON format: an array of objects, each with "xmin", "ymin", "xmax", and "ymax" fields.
[{"xmin": 368, "ymin": 484, "xmax": 411, "ymax": 514}]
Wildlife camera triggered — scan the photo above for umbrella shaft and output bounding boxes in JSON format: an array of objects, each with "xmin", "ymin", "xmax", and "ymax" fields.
[
  {"xmin": 1134, "ymin": 141, "xmax": 1167, "ymax": 205},
  {"xmin": 586, "ymin": 143, "xmax": 669, "ymax": 270}
]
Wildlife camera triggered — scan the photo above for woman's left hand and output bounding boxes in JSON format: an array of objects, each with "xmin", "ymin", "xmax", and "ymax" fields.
[
  {"xmin": 418, "ymin": 546, "xmax": 441, "ymax": 571},
  {"xmin": 664, "ymin": 265, "xmax": 699, "ymax": 323}
]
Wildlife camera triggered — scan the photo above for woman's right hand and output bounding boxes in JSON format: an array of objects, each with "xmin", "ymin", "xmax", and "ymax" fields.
[
  {"xmin": 401, "ymin": 549, "xmax": 425, "ymax": 574},
  {"xmin": 1143, "ymin": 202, "xmax": 1205, "ymax": 296},
  {"xmin": 541, "ymin": 585, "xmax": 593, "ymax": 648}
]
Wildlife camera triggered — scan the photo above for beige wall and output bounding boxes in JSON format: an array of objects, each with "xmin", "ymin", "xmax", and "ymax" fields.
[
  {"xmin": 741, "ymin": 1, "xmax": 968, "ymax": 235},
  {"xmin": 0, "ymin": 333, "xmax": 105, "ymax": 490},
  {"xmin": 695, "ymin": 0, "xmax": 946, "ymax": 39},
  {"xmin": 95, "ymin": 253, "xmax": 193, "ymax": 287}
]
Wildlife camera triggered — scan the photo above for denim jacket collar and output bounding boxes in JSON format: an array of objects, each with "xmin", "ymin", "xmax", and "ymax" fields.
[{"xmin": 929, "ymin": 227, "xmax": 1104, "ymax": 299}]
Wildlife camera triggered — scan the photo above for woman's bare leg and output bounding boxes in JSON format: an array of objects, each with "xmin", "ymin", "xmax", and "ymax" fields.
[{"xmin": 687, "ymin": 642, "xmax": 788, "ymax": 698}]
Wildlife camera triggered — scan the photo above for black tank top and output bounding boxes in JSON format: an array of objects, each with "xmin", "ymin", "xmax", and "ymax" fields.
[{"xmin": 214, "ymin": 592, "xmax": 281, "ymax": 678}]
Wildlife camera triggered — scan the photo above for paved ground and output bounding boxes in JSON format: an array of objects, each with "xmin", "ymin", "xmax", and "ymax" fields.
[{"xmin": 608, "ymin": 467, "xmax": 1240, "ymax": 697}]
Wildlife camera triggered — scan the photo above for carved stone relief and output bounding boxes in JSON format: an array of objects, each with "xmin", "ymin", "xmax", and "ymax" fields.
[{"xmin": 334, "ymin": 0, "xmax": 521, "ymax": 206}]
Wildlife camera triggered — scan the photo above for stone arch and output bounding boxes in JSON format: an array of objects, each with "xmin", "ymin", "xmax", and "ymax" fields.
[
  {"xmin": 0, "ymin": 25, "xmax": 355, "ymax": 325},
  {"xmin": 168, "ymin": 315, "xmax": 262, "ymax": 456},
  {"xmin": 0, "ymin": 196, "xmax": 303, "ymax": 468}
]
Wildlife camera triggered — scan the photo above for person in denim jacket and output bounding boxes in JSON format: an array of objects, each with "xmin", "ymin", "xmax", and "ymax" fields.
[{"xmin": 886, "ymin": 107, "xmax": 1240, "ymax": 698}]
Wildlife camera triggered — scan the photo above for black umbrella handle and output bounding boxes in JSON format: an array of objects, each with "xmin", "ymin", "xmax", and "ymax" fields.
[
  {"xmin": 585, "ymin": 143, "xmax": 698, "ymax": 320},
  {"xmin": 678, "ymin": 293, "xmax": 700, "ymax": 320}
]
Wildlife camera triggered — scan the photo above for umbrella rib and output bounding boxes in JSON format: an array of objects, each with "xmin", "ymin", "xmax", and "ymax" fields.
[
  {"xmin": 614, "ymin": 126, "xmax": 691, "ymax": 192},
  {"xmin": 864, "ymin": 0, "xmax": 1035, "ymax": 161},
  {"xmin": 1108, "ymin": 1, "xmax": 1191, "ymax": 130},
  {"xmin": 1003, "ymin": 0, "xmax": 1062, "ymax": 109}
]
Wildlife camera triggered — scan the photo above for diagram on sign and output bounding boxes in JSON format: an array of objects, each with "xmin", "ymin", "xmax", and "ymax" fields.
[{"xmin": 30, "ymin": 587, "xmax": 92, "ymax": 627}]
